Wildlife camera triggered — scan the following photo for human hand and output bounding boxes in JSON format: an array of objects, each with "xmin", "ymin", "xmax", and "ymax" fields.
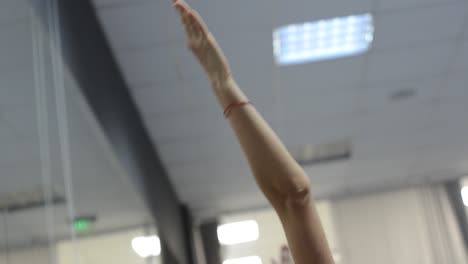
[{"xmin": 173, "ymin": 0, "xmax": 232, "ymax": 88}]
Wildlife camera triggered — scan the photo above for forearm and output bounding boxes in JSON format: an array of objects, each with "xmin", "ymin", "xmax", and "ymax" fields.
[
  {"xmin": 214, "ymin": 77, "xmax": 311, "ymax": 207},
  {"xmin": 215, "ymin": 78, "xmax": 334, "ymax": 264}
]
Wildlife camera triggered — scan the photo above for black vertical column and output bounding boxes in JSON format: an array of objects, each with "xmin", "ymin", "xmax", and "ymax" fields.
[
  {"xmin": 181, "ymin": 205, "xmax": 196, "ymax": 264},
  {"xmin": 31, "ymin": 1, "xmax": 193, "ymax": 263},
  {"xmin": 200, "ymin": 220, "xmax": 222, "ymax": 264},
  {"xmin": 445, "ymin": 180, "xmax": 468, "ymax": 250}
]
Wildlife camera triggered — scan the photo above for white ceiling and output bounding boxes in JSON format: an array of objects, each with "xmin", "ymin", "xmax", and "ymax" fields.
[
  {"xmin": 0, "ymin": 0, "xmax": 150, "ymax": 250},
  {"xmin": 93, "ymin": 0, "xmax": 468, "ymax": 219}
]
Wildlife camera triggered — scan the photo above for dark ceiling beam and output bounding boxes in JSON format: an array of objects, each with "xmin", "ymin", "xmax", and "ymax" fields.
[{"xmin": 31, "ymin": 1, "xmax": 192, "ymax": 263}]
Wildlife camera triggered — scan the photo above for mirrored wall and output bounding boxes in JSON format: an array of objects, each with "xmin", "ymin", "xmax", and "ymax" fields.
[{"xmin": 0, "ymin": 1, "xmax": 160, "ymax": 264}]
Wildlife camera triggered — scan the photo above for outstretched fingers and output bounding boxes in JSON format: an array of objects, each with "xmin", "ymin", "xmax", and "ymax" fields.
[
  {"xmin": 174, "ymin": 1, "xmax": 195, "ymax": 39},
  {"xmin": 186, "ymin": 13, "xmax": 206, "ymax": 48},
  {"xmin": 188, "ymin": 10, "xmax": 209, "ymax": 36},
  {"xmin": 173, "ymin": 1, "xmax": 209, "ymax": 37}
]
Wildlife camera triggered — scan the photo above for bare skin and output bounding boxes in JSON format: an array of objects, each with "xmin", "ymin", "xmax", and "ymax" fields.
[{"xmin": 172, "ymin": 1, "xmax": 334, "ymax": 263}]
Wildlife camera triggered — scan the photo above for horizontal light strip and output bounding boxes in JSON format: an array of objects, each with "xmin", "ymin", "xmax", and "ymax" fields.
[
  {"xmin": 131, "ymin": 236, "xmax": 161, "ymax": 258},
  {"xmin": 461, "ymin": 186, "xmax": 468, "ymax": 206},
  {"xmin": 217, "ymin": 220, "xmax": 259, "ymax": 245},
  {"xmin": 274, "ymin": 14, "xmax": 374, "ymax": 65},
  {"xmin": 223, "ymin": 256, "xmax": 263, "ymax": 264}
]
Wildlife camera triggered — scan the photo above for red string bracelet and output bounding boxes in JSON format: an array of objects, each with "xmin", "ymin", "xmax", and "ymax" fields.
[{"xmin": 223, "ymin": 101, "xmax": 252, "ymax": 118}]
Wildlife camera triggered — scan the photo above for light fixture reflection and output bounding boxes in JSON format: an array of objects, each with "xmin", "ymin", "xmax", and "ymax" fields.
[{"xmin": 131, "ymin": 235, "xmax": 161, "ymax": 258}]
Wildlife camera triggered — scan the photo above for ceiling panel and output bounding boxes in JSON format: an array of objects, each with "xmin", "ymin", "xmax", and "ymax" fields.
[
  {"xmin": 96, "ymin": 0, "xmax": 184, "ymax": 50},
  {"xmin": 465, "ymin": 22, "xmax": 468, "ymax": 40},
  {"xmin": 376, "ymin": 0, "xmax": 457, "ymax": 11},
  {"xmin": 280, "ymin": 104, "xmax": 359, "ymax": 147},
  {"xmin": 156, "ymin": 132, "xmax": 240, "ymax": 165},
  {"xmin": 305, "ymin": 162, "xmax": 352, "ymax": 187},
  {"xmin": 193, "ymin": 0, "xmax": 274, "ymax": 34},
  {"xmin": 453, "ymin": 39, "xmax": 468, "ymax": 70},
  {"xmin": 366, "ymin": 41, "xmax": 453, "ymax": 83},
  {"xmin": 117, "ymin": 46, "xmax": 179, "ymax": 87},
  {"xmin": 0, "ymin": 0, "xmax": 28, "ymax": 25},
  {"xmin": 92, "ymin": 0, "xmax": 134, "ymax": 8},
  {"xmin": 0, "ymin": 20, "xmax": 32, "ymax": 73},
  {"xmin": 168, "ymin": 157, "xmax": 250, "ymax": 185},
  {"xmin": 444, "ymin": 72, "xmax": 468, "ymax": 101},
  {"xmin": 372, "ymin": 3, "xmax": 466, "ymax": 50},
  {"xmin": 278, "ymin": 56, "xmax": 367, "ymax": 91},
  {"xmin": 0, "ymin": 68, "xmax": 35, "ymax": 108},
  {"xmin": 359, "ymin": 76, "xmax": 442, "ymax": 113},
  {"xmin": 131, "ymin": 79, "xmax": 213, "ymax": 116},
  {"xmin": 273, "ymin": 0, "xmax": 373, "ymax": 27},
  {"xmin": 146, "ymin": 109, "xmax": 229, "ymax": 143},
  {"xmin": 93, "ymin": 0, "xmax": 468, "ymax": 219},
  {"xmin": 281, "ymin": 84, "xmax": 359, "ymax": 118}
]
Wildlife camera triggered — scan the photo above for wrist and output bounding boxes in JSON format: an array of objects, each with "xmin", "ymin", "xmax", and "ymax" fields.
[{"xmin": 214, "ymin": 77, "xmax": 248, "ymax": 109}]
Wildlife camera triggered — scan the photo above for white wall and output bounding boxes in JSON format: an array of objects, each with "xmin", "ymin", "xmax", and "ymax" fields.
[
  {"xmin": 57, "ymin": 228, "xmax": 162, "ymax": 264},
  {"xmin": 332, "ymin": 186, "xmax": 467, "ymax": 264},
  {"xmin": 220, "ymin": 185, "xmax": 467, "ymax": 264},
  {"xmin": 0, "ymin": 228, "xmax": 162, "ymax": 264},
  {"xmin": 220, "ymin": 201, "xmax": 340, "ymax": 264},
  {"xmin": 0, "ymin": 246, "xmax": 51, "ymax": 264}
]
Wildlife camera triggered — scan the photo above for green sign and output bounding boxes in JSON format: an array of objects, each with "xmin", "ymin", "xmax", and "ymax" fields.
[{"xmin": 72, "ymin": 219, "xmax": 91, "ymax": 232}]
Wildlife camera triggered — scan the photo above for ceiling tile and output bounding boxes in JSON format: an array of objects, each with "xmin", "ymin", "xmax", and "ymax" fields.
[
  {"xmin": 351, "ymin": 102, "xmax": 452, "ymax": 161},
  {"xmin": 359, "ymin": 76, "xmax": 443, "ymax": 113},
  {"xmin": 169, "ymin": 160, "xmax": 251, "ymax": 189},
  {"xmin": 273, "ymin": 0, "xmax": 373, "ymax": 27},
  {"xmin": 452, "ymin": 40, "xmax": 468, "ymax": 70},
  {"xmin": 372, "ymin": 3, "xmax": 467, "ymax": 50},
  {"xmin": 281, "ymin": 115, "xmax": 358, "ymax": 148},
  {"xmin": 146, "ymin": 109, "xmax": 229, "ymax": 143},
  {"xmin": 131, "ymin": 78, "xmax": 214, "ymax": 116},
  {"xmin": 192, "ymin": 0, "xmax": 274, "ymax": 34},
  {"xmin": 117, "ymin": 46, "xmax": 179, "ymax": 86},
  {"xmin": 156, "ymin": 133, "xmax": 241, "ymax": 165},
  {"xmin": 96, "ymin": 0, "xmax": 184, "ymax": 50},
  {"xmin": 280, "ymin": 84, "xmax": 359, "ymax": 123},
  {"xmin": 278, "ymin": 56, "xmax": 367, "ymax": 91},
  {"xmin": 0, "ymin": 67, "xmax": 35, "ymax": 108},
  {"xmin": 92, "ymin": 0, "xmax": 145, "ymax": 9},
  {"xmin": 0, "ymin": 0, "xmax": 28, "ymax": 24},
  {"xmin": 305, "ymin": 162, "xmax": 351, "ymax": 186},
  {"xmin": 0, "ymin": 21, "xmax": 32, "ymax": 72},
  {"xmin": 367, "ymin": 41, "xmax": 453, "ymax": 82},
  {"xmin": 376, "ymin": 0, "xmax": 458, "ymax": 11},
  {"xmin": 465, "ymin": 20, "xmax": 468, "ymax": 40}
]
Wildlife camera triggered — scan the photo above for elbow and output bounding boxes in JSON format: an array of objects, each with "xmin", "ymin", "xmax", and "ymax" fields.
[
  {"xmin": 284, "ymin": 183, "xmax": 311, "ymax": 208},
  {"xmin": 272, "ymin": 176, "xmax": 311, "ymax": 209},
  {"xmin": 259, "ymin": 170, "xmax": 312, "ymax": 209}
]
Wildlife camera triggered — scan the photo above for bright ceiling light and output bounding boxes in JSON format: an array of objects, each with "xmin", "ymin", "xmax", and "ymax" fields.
[
  {"xmin": 461, "ymin": 186, "xmax": 468, "ymax": 206},
  {"xmin": 223, "ymin": 256, "xmax": 263, "ymax": 264},
  {"xmin": 131, "ymin": 236, "xmax": 161, "ymax": 258},
  {"xmin": 217, "ymin": 220, "xmax": 259, "ymax": 245},
  {"xmin": 273, "ymin": 14, "xmax": 374, "ymax": 65}
]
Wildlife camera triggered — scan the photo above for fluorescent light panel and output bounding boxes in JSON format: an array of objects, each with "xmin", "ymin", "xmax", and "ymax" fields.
[
  {"xmin": 131, "ymin": 236, "xmax": 161, "ymax": 258},
  {"xmin": 223, "ymin": 256, "xmax": 263, "ymax": 264},
  {"xmin": 274, "ymin": 14, "xmax": 374, "ymax": 65},
  {"xmin": 217, "ymin": 220, "xmax": 259, "ymax": 245}
]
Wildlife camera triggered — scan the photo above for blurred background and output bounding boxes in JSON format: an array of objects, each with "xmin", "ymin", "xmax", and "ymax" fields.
[{"xmin": 0, "ymin": 0, "xmax": 467, "ymax": 263}]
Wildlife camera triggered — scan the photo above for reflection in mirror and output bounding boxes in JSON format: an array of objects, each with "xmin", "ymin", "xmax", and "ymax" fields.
[{"xmin": 1, "ymin": 1, "xmax": 160, "ymax": 264}]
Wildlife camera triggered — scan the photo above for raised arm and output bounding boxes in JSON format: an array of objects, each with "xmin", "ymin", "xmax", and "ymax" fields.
[{"xmin": 172, "ymin": 2, "xmax": 334, "ymax": 263}]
